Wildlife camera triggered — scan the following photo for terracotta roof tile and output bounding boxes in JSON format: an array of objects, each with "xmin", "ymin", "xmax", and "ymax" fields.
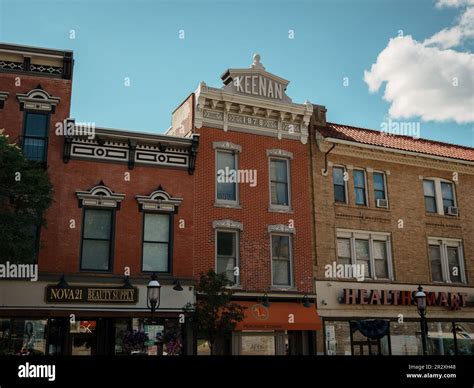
[{"xmin": 318, "ymin": 123, "xmax": 474, "ymax": 162}]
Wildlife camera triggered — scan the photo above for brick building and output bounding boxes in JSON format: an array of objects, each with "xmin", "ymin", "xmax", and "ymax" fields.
[
  {"xmin": 168, "ymin": 54, "xmax": 321, "ymax": 355},
  {"xmin": 0, "ymin": 43, "xmax": 199, "ymax": 355},
  {"xmin": 309, "ymin": 109, "xmax": 474, "ymax": 355}
]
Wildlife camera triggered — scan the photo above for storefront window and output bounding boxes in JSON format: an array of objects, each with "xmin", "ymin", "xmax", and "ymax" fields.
[
  {"xmin": 0, "ymin": 319, "xmax": 47, "ymax": 355},
  {"xmin": 390, "ymin": 322, "xmax": 423, "ymax": 355},
  {"xmin": 325, "ymin": 321, "xmax": 351, "ymax": 355},
  {"xmin": 427, "ymin": 322, "xmax": 455, "ymax": 355},
  {"xmin": 241, "ymin": 334, "xmax": 276, "ymax": 355},
  {"xmin": 129, "ymin": 318, "xmax": 183, "ymax": 356},
  {"xmin": 454, "ymin": 322, "xmax": 474, "ymax": 356}
]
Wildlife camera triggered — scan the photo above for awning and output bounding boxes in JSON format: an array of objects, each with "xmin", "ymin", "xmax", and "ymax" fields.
[{"xmin": 234, "ymin": 301, "xmax": 321, "ymax": 331}]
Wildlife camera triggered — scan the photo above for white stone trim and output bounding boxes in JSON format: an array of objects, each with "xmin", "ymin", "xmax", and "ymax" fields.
[
  {"xmin": 76, "ymin": 184, "xmax": 125, "ymax": 208},
  {"xmin": 212, "ymin": 219, "xmax": 244, "ymax": 231},
  {"xmin": 267, "ymin": 224, "xmax": 295, "ymax": 234},
  {"xmin": 16, "ymin": 88, "xmax": 60, "ymax": 112},
  {"xmin": 213, "ymin": 141, "xmax": 242, "ymax": 153},
  {"xmin": 266, "ymin": 148, "xmax": 293, "ymax": 159},
  {"xmin": 136, "ymin": 189, "xmax": 183, "ymax": 212}
]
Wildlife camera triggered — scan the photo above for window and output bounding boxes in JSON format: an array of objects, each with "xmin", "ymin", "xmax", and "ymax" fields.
[
  {"xmin": 336, "ymin": 230, "xmax": 392, "ymax": 280},
  {"xmin": 270, "ymin": 158, "xmax": 290, "ymax": 208},
  {"xmin": 216, "ymin": 231, "xmax": 238, "ymax": 284},
  {"xmin": 423, "ymin": 180, "xmax": 437, "ymax": 213},
  {"xmin": 271, "ymin": 235, "xmax": 292, "ymax": 287},
  {"xmin": 216, "ymin": 150, "xmax": 237, "ymax": 204},
  {"xmin": 428, "ymin": 238, "xmax": 465, "ymax": 283},
  {"xmin": 142, "ymin": 213, "xmax": 171, "ymax": 272},
  {"xmin": 373, "ymin": 172, "xmax": 387, "ymax": 201},
  {"xmin": 81, "ymin": 209, "xmax": 113, "ymax": 271},
  {"xmin": 423, "ymin": 178, "xmax": 457, "ymax": 215},
  {"xmin": 441, "ymin": 182, "xmax": 455, "ymax": 214},
  {"xmin": 353, "ymin": 170, "xmax": 367, "ymax": 206},
  {"xmin": 22, "ymin": 112, "xmax": 49, "ymax": 162},
  {"xmin": 337, "ymin": 238, "xmax": 351, "ymax": 266},
  {"xmin": 333, "ymin": 166, "xmax": 347, "ymax": 203}
]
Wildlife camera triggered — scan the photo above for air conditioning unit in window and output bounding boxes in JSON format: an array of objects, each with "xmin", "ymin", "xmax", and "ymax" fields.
[
  {"xmin": 376, "ymin": 199, "xmax": 389, "ymax": 208},
  {"xmin": 447, "ymin": 206, "xmax": 459, "ymax": 216}
]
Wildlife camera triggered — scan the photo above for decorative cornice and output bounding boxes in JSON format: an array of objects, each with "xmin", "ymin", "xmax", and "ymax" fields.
[
  {"xmin": 136, "ymin": 189, "xmax": 183, "ymax": 213},
  {"xmin": 318, "ymin": 138, "xmax": 474, "ymax": 175},
  {"xmin": 16, "ymin": 88, "xmax": 60, "ymax": 112},
  {"xmin": 76, "ymin": 184, "xmax": 125, "ymax": 208},
  {"xmin": 267, "ymin": 224, "xmax": 295, "ymax": 234},
  {"xmin": 212, "ymin": 219, "xmax": 244, "ymax": 231},
  {"xmin": 213, "ymin": 141, "xmax": 242, "ymax": 153},
  {"xmin": 266, "ymin": 148, "xmax": 293, "ymax": 159}
]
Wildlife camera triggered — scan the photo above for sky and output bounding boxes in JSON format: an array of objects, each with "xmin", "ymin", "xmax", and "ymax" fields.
[{"xmin": 0, "ymin": 0, "xmax": 472, "ymax": 147}]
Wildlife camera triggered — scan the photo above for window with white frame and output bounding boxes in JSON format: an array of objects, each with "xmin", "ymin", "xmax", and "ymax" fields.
[
  {"xmin": 428, "ymin": 238, "xmax": 465, "ymax": 284},
  {"xmin": 423, "ymin": 178, "xmax": 457, "ymax": 216},
  {"xmin": 353, "ymin": 169, "xmax": 367, "ymax": 206},
  {"xmin": 216, "ymin": 230, "xmax": 239, "ymax": 285},
  {"xmin": 333, "ymin": 166, "xmax": 347, "ymax": 203},
  {"xmin": 269, "ymin": 158, "xmax": 290, "ymax": 209},
  {"xmin": 373, "ymin": 172, "xmax": 388, "ymax": 203},
  {"xmin": 336, "ymin": 230, "xmax": 393, "ymax": 280},
  {"xmin": 216, "ymin": 150, "xmax": 238, "ymax": 205},
  {"xmin": 271, "ymin": 234, "xmax": 293, "ymax": 287}
]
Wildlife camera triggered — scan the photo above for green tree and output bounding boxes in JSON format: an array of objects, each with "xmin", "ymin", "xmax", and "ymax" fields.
[
  {"xmin": 0, "ymin": 130, "xmax": 53, "ymax": 264},
  {"xmin": 185, "ymin": 270, "xmax": 246, "ymax": 355}
]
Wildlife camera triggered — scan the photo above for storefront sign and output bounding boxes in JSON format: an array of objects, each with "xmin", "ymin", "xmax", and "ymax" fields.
[
  {"xmin": 46, "ymin": 285, "xmax": 138, "ymax": 304},
  {"xmin": 340, "ymin": 288, "xmax": 469, "ymax": 310}
]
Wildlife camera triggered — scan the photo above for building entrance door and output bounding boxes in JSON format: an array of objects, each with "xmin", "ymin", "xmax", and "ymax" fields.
[{"xmin": 352, "ymin": 339, "xmax": 382, "ymax": 355}]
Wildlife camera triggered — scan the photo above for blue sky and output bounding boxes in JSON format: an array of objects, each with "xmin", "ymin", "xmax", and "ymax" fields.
[{"xmin": 0, "ymin": 0, "xmax": 472, "ymax": 147}]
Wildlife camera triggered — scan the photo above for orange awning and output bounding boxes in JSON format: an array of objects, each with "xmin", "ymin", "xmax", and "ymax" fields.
[{"xmin": 234, "ymin": 301, "xmax": 321, "ymax": 331}]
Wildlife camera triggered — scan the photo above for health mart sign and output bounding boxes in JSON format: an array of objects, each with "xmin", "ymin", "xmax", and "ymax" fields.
[{"xmin": 339, "ymin": 288, "xmax": 470, "ymax": 311}]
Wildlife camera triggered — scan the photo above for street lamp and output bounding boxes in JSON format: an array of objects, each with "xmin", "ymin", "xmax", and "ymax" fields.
[
  {"xmin": 415, "ymin": 285, "xmax": 428, "ymax": 356},
  {"xmin": 147, "ymin": 273, "xmax": 161, "ymax": 318}
]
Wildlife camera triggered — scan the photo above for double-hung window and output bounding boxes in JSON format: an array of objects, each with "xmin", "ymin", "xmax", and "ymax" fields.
[
  {"xmin": 81, "ymin": 208, "xmax": 114, "ymax": 271},
  {"xmin": 142, "ymin": 213, "xmax": 171, "ymax": 273},
  {"xmin": 271, "ymin": 234, "xmax": 293, "ymax": 287},
  {"xmin": 22, "ymin": 112, "xmax": 49, "ymax": 162},
  {"xmin": 336, "ymin": 230, "xmax": 392, "ymax": 280},
  {"xmin": 216, "ymin": 150, "xmax": 238, "ymax": 205},
  {"xmin": 423, "ymin": 178, "xmax": 457, "ymax": 215},
  {"xmin": 270, "ymin": 158, "xmax": 290, "ymax": 209},
  {"xmin": 216, "ymin": 230, "xmax": 239, "ymax": 285},
  {"xmin": 373, "ymin": 172, "xmax": 388, "ymax": 206},
  {"xmin": 333, "ymin": 166, "xmax": 347, "ymax": 203},
  {"xmin": 428, "ymin": 238, "xmax": 465, "ymax": 283},
  {"xmin": 353, "ymin": 169, "xmax": 367, "ymax": 206}
]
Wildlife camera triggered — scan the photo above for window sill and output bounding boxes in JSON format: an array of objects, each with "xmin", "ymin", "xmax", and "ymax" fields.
[
  {"xmin": 268, "ymin": 207, "xmax": 293, "ymax": 214},
  {"xmin": 334, "ymin": 202, "xmax": 391, "ymax": 212},
  {"xmin": 270, "ymin": 286, "xmax": 297, "ymax": 292},
  {"xmin": 425, "ymin": 212, "xmax": 460, "ymax": 219},
  {"xmin": 214, "ymin": 202, "xmax": 242, "ymax": 209}
]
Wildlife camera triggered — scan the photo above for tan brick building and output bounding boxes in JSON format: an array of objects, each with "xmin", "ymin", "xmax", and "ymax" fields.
[{"xmin": 309, "ymin": 109, "xmax": 474, "ymax": 355}]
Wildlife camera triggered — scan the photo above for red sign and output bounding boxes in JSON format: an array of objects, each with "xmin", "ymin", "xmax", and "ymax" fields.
[{"xmin": 340, "ymin": 288, "xmax": 469, "ymax": 310}]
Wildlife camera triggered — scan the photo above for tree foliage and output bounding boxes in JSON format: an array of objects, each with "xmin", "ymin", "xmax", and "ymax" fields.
[
  {"xmin": 0, "ymin": 131, "xmax": 53, "ymax": 264},
  {"xmin": 185, "ymin": 270, "xmax": 246, "ymax": 355}
]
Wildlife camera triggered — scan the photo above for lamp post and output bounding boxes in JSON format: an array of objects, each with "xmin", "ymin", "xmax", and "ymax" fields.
[
  {"xmin": 147, "ymin": 273, "xmax": 161, "ymax": 319},
  {"xmin": 415, "ymin": 285, "xmax": 428, "ymax": 356}
]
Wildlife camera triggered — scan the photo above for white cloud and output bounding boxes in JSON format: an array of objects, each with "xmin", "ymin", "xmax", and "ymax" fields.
[
  {"xmin": 424, "ymin": 6, "xmax": 474, "ymax": 48},
  {"xmin": 435, "ymin": 0, "xmax": 474, "ymax": 9},
  {"xmin": 364, "ymin": 3, "xmax": 474, "ymax": 124}
]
